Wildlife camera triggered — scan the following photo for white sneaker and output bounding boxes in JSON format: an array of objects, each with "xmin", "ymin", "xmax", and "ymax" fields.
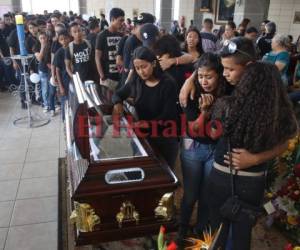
[
  {"xmin": 43, "ymin": 107, "xmax": 49, "ymax": 113},
  {"xmin": 50, "ymin": 110, "xmax": 55, "ymax": 117},
  {"xmin": 55, "ymin": 105, "xmax": 61, "ymax": 111}
]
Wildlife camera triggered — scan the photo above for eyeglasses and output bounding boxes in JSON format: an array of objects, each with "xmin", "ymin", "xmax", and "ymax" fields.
[{"xmin": 223, "ymin": 40, "xmax": 253, "ymax": 59}]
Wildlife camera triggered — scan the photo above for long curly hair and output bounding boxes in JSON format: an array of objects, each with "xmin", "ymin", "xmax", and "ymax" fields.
[{"xmin": 213, "ymin": 62, "xmax": 298, "ymax": 153}]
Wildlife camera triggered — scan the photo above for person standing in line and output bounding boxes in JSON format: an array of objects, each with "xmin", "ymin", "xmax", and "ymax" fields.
[{"xmin": 95, "ymin": 8, "xmax": 125, "ymax": 91}]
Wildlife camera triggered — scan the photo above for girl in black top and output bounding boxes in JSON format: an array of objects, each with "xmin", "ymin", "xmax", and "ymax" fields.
[{"xmin": 112, "ymin": 46, "xmax": 179, "ymax": 168}]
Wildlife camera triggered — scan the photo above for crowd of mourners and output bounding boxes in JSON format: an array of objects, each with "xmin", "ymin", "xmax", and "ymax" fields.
[{"xmin": 0, "ymin": 8, "xmax": 299, "ymax": 250}]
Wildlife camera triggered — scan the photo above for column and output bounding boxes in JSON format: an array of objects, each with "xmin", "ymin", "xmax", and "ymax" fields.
[
  {"xmin": 12, "ymin": 0, "xmax": 21, "ymax": 12},
  {"xmin": 78, "ymin": 0, "xmax": 87, "ymax": 15},
  {"xmin": 160, "ymin": 0, "xmax": 173, "ymax": 32},
  {"xmin": 234, "ymin": 0, "xmax": 270, "ymax": 28}
]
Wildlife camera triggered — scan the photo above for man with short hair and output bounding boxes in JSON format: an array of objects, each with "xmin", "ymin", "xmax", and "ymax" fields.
[
  {"xmin": 256, "ymin": 21, "xmax": 276, "ymax": 58},
  {"xmin": 95, "ymin": 8, "xmax": 125, "ymax": 91},
  {"xmin": 200, "ymin": 18, "xmax": 217, "ymax": 52},
  {"xmin": 245, "ymin": 27, "xmax": 258, "ymax": 42},
  {"xmin": 2, "ymin": 13, "xmax": 15, "ymax": 39},
  {"xmin": 65, "ymin": 22, "xmax": 92, "ymax": 82},
  {"xmin": 100, "ymin": 14, "xmax": 109, "ymax": 31}
]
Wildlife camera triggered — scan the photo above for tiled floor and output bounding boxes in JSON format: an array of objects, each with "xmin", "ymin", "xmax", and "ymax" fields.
[{"xmin": 0, "ymin": 92, "xmax": 64, "ymax": 250}]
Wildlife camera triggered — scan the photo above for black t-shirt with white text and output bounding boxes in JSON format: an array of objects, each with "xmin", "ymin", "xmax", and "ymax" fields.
[
  {"xmin": 65, "ymin": 41, "xmax": 91, "ymax": 82},
  {"xmin": 95, "ymin": 29, "xmax": 122, "ymax": 81}
]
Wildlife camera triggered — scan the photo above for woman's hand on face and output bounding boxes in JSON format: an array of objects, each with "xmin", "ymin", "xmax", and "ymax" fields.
[
  {"xmin": 224, "ymin": 148, "xmax": 258, "ymax": 170},
  {"xmin": 199, "ymin": 94, "xmax": 214, "ymax": 111},
  {"xmin": 112, "ymin": 103, "xmax": 124, "ymax": 116},
  {"xmin": 179, "ymin": 77, "xmax": 196, "ymax": 107}
]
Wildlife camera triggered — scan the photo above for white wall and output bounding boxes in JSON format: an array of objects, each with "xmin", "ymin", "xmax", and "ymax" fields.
[
  {"xmin": 86, "ymin": 0, "xmax": 155, "ymax": 19},
  {"xmin": 0, "ymin": 0, "xmax": 13, "ymax": 17},
  {"xmin": 178, "ymin": 0, "xmax": 194, "ymax": 24},
  {"xmin": 268, "ymin": 0, "xmax": 300, "ymax": 40},
  {"xmin": 22, "ymin": 0, "xmax": 79, "ymax": 14}
]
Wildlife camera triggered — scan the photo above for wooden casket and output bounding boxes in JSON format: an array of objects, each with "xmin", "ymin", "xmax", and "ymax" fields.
[{"xmin": 65, "ymin": 74, "xmax": 179, "ymax": 246}]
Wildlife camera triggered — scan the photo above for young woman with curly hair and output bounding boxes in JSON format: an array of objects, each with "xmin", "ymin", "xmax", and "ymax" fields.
[{"xmin": 179, "ymin": 37, "xmax": 298, "ymax": 249}]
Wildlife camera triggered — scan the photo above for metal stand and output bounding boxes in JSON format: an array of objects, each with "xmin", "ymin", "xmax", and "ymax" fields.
[{"xmin": 11, "ymin": 55, "xmax": 50, "ymax": 128}]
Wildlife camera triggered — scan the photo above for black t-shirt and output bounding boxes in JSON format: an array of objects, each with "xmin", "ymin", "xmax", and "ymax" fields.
[
  {"xmin": 32, "ymin": 40, "xmax": 51, "ymax": 73},
  {"xmin": 257, "ymin": 33, "xmax": 274, "ymax": 57},
  {"xmin": 214, "ymin": 136, "xmax": 268, "ymax": 172},
  {"xmin": 123, "ymin": 34, "xmax": 142, "ymax": 70},
  {"xmin": 65, "ymin": 41, "xmax": 92, "ymax": 82},
  {"xmin": 182, "ymin": 98, "xmax": 216, "ymax": 144},
  {"xmin": 112, "ymin": 74, "xmax": 178, "ymax": 136},
  {"xmin": 0, "ymin": 30, "xmax": 9, "ymax": 57},
  {"xmin": 95, "ymin": 29, "xmax": 122, "ymax": 81},
  {"xmin": 7, "ymin": 29, "xmax": 20, "ymax": 54},
  {"xmin": 100, "ymin": 19, "xmax": 109, "ymax": 30},
  {"xmin": 51, "ymin": 40, "xmax": 62, "ymax": 55},
  {"xmin": 165, "ymin": 63, "xmax": 194, "ymax": 96},
  {"xmin": 116, "ymin": 35, "xmax": 128, "ymax": 56},
  {"xmin": 87, "ymin": 32, "xmax": 98, "ymax": 50},
  {"xmin": 2, "ymin": 24, "xmax": 15, "ymax": 39},
  {"xmin": 53, "ymin": 47, "xmax": 69, "ymax": 90},
  {"xmin": 53, "ymin": 47, "xmax": 66, "ymax": 72},
  {"xmin": 25, "ymin": 34, "xmax": 37, "ymax": 54}
]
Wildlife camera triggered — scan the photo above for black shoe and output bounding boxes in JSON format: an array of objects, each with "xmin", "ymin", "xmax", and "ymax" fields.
[{"xmin": 31, "ymin": 99, "xmax": 40, "ymax": 105}]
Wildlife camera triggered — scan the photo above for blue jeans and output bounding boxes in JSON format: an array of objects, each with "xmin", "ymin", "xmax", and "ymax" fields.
[
  {"xmin": 179, "ymin": 139, "xmax": 215, "ymax": 234},
  {"xmin": 39, "ymin": 71, "xmax": 49, "ymax": 108},
  {"xmin": 48, "ymin": 84, "xmax": 56, "ymax": 111},
  {"xmin": 60, "ymin": 95, "xmax": 68, "ymax": 120}
]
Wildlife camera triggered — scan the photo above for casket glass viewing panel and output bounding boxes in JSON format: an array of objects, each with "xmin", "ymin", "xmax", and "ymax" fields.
[{"xmin": 89, "ymin": 115, "xmax": 148, "ymax": 162}]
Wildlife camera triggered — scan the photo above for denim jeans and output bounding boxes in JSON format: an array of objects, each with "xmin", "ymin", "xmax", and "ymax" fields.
[
  {"xmin": 60, "ymin": 95, "xmax": 68, "ymax": 120},
  {"xmin": 207, "ymin": 167, "xmax": 265, "ymax": 250},
  {"xmin": 179, "ymin": 139, "xmax": 215, "ymax": 234},
  {"xmin": 39, "ymin": 71, "xmax": 49, "ymax": 108},
  {"xmin": 48, "ymin": 84, "xmax": 56, "ymax": 111}
]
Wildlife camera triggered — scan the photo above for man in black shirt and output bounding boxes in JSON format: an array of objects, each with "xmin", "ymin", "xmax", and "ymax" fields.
[
  {"xmin": 256, "ymin": 21, "xmax": 276, "ymax": 58},
  {"xmin": 2, "ymin": 14, "xmax": 15, "ymax": 39},
  {"xmin": 87, "ymin": 19, "xmax": 100, "ymax": 50},
  {"xmin": 121, "ymin": 13, "xmax": 155, "ymax": 85},
  {"xmin": 100, "ymin": 14, "xmax": 109, "ymax": 31},
  {"xmin": 53, "ymin": 30, "xmax": 71, "ymax": 121},
  {"xmin": 95, "ymin": 8, "xmax": 124, "ymax": 91},
  {"xmin": 26, "ymin": 21, "xmax": 39, "ymax": 54},
  {"xmin": 65, "ymin": 22, "xmax": 92, "ymax": 82}
]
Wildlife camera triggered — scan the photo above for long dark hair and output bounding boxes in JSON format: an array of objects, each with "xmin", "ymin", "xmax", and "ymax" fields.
[
  {"xmin": 183, "ymin": 27, "xmax": 203, "ymax": 55},
  {"xmin": 128, "ymin": 46, "xmax": 165, "ymax": 103},
  {"xmin": 193, "ymin": 52, "xmax": 231, "ymax": 98},
  {"xmin": 213, "ymin": 62, "xmax": 298, "ymax": 153}
]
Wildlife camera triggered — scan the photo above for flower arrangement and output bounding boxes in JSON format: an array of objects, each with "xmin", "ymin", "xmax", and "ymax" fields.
[
  {"xmin": 266, "ymin": 135, "xmax": 300, "ymax": 244},
  {"xmin": 157, "ymin": 225, "xmax": 222, "ymax": 250}
]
